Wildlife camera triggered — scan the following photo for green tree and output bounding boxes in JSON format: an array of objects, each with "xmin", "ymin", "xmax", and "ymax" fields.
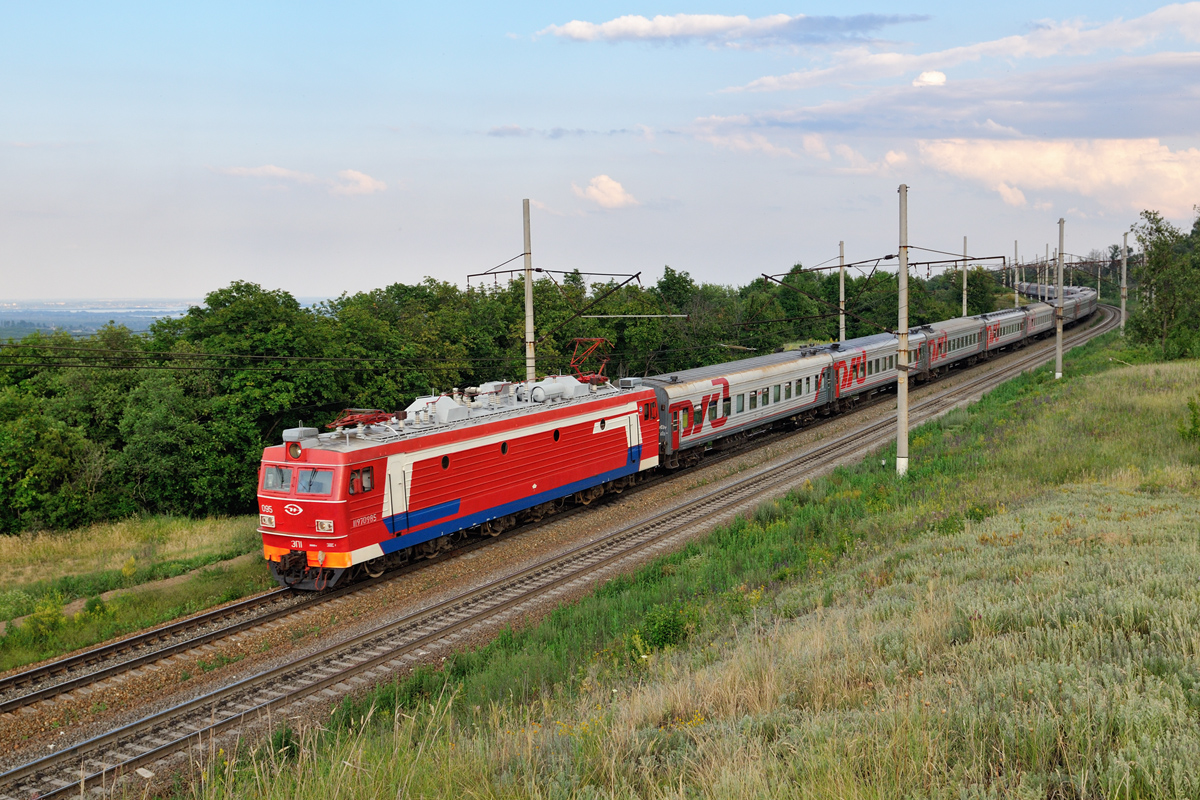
[{"xmin": 1130, "ymin": 209, "xmax": 1200, "ymax": 355}]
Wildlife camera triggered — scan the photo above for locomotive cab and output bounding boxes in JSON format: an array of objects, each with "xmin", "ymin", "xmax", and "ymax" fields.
[{"xmin": 258, "ymin": 428, "xmax": 358, "ymax": 590}]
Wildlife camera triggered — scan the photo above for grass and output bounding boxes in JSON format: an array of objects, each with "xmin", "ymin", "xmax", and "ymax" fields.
[
  {"xmin": 0, "ymin": 556, "xmax": 275, "ymax": 672},
  {"xmin": 0, "ymin": 515, "xmax": 260, "ymax": 622},
  {"xmin": 179, "ymin": 328, "xmax": 1200, "ymax": 798}
]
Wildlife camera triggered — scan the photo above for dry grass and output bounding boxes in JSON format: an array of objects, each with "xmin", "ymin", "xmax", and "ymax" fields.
[
  {"xmin": 2, "ymin": 515, "xmax": 257, "ymax": 589},
  {"xmin": 193, "ymin": 479, "xmax": 1200, "ymax": 799}
]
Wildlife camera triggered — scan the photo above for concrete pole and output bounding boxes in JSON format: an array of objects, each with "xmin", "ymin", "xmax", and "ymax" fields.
[
  {"xmin": 523, "ymin": 199, "xmax": 535, "ymax": 382},
  {"xmin": 897, "ymin": 185, "xmax": 910, "ymax": 477},
  {"xmin": 1055, "ymin": 218, "xmax": 1064, "ymax": 380},
  {"xmin": 1121, "ymin": 231, "xmax": 1128, "ymax": 335},
  {"xmin": 1014, "ymin": 241, "xmax": 1020, "ymax": 307},
  {"xmin": 839, "ymin": 240, "xmax": 846, "ymax": 343},
  {"xmin": 1044, "ymin": 244, "xmax": 1049, "ymax": 301},
  {"xmin": 962, "ymin": 235, "xmax": 969, "ymax": 316}
]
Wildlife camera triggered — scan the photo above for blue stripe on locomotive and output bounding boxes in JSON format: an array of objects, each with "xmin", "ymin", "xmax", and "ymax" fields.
[{"xmin": 378, "ymin": 445, "xmax": 642, "ymax": 554}]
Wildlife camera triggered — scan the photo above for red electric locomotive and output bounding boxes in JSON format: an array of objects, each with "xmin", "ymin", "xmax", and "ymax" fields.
[{"xmin": 258, "ymin": 376, "xmax": 660, "ymax": 589}]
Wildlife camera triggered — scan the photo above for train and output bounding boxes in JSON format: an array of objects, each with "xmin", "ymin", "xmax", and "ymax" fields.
[{"xmin": 258, "ymin": 283, "xmax": 1097, "ymax": 589}]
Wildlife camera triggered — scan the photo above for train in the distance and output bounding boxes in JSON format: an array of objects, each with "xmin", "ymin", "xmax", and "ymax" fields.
[{"xmin": 258, "ymin": 283, "xmax": 1097, "ymax": 589}]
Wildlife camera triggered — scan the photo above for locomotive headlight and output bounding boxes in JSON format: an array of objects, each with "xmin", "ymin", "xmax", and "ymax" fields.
[
  {"xmin": 260, "ymin": 514, "xmax": 276, "ymax": 528},
  {"xmin": 288, "ymin": 443, "xmax": 302, "ymax": 459},
  {"xmin": 315, "ymin": 519, "xmax": 334, "ymax": 533}
]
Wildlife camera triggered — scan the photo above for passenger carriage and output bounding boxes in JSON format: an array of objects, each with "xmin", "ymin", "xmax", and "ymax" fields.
[
  {"xmin": 983, "ymin": 307, "xmax": 1028, "ymax": 352},
  {"xmin": 637, "ymin": 349, "xmax": 833, "ymax": 467}
]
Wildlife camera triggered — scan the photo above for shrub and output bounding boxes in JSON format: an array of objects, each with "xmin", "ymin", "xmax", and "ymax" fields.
[{"xmin": 1180, "ymin": 395, "xmax": 1200, "ymax": 443}]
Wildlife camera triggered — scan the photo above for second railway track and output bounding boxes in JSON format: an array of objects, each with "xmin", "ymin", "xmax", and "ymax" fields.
[{"xmin": 0, "ymin": 306, "xmax": 1118, "ymax": 799}]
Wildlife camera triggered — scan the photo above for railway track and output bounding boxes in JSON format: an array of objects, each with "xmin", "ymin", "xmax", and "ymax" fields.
[
  {"xmin": 0, "ymin": 318, "xmax": 979, "ymax": 715},
  {"xmin": 0, "ymin": 304, "xmax": 1117, "ymax": 799}
]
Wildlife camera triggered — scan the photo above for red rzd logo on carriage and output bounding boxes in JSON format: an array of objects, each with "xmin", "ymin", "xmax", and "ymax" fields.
[{"xmin": 284, "ymin": 504, "xmax": 303, "ymax": 516}]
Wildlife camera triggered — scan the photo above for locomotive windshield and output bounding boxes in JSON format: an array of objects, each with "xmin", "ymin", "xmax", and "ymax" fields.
[
  {"xmin": 296, "ymin": 468, "xmax": 334, "ymax": 495},
  {"xmin": 262, "ymin": 466, "xmax": 292, "ymax": 492}
]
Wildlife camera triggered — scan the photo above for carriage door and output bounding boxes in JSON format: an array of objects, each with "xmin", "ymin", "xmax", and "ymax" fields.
[{"xmin": 668, "ymin": 401, "xmax": 692, "ymax": 451}]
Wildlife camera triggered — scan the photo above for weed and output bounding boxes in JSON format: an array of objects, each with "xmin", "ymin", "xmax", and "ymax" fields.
[{"xmin": 198, "ymin": 652, "xmax": 245, "ymax": 673}]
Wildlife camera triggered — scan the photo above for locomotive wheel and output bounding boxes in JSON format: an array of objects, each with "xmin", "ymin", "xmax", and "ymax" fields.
[{"xmin": 364, "ymin": 558, "xmax": 386, "ymax": 578}]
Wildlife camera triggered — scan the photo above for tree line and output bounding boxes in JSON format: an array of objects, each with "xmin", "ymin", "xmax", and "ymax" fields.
[{"xmin": 12, "ymin": 200, "xmax": 1199, "ymax": 538}]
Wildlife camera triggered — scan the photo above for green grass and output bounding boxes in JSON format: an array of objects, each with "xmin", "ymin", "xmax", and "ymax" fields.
[
  {"xmin": 0, "ymin": 557, "xmax": 274, "ymax": 672},
  {"xmin": 0, "ymin": 515, "xmax": 261, "ymax": 622},
  {"xmin": 181, "ymin": 331, "xmax": 1200, "ymax": 797}
]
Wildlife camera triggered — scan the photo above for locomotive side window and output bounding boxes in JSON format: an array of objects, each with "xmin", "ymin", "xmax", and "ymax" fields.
[
  {"xmin": 348, "ymin": 467, "xmax": 374, "ymax": 495},
  {"xmin": 297, "ymin": 468, "xmax": 333, "ymax": 495},
  {"xmin": 263, "ymin": 466, "xmax": 292, "ymax": 492}
]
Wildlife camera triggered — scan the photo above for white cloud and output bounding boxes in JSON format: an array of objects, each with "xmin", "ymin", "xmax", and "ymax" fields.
[
  {"xmin": 802, "ymin": 134, "xmax": 831, "ymax": 160},
  {"xmin": 697, "ymin": 129, "xmax": 798, "ymax": 158},
  {"xmin": 995, "ymin": 182, "xmax": 1027, "ymax": 206},
  {"xmin": 332, "ymin": 169, "xmax": 387, "ymax": 196},
  {"xmin": 912, "ymin": 70, "xmax": 946, "ymax": 87},
  {"xmin": 920, "ymin": 138, "xmax": 1200, "ymax": 216},
  {"xmin": 711, "ymin": 52, "xmax": 1200, "ymax": 141},
  {"xmin": 219, "ymin": 165, "xmax": 317, "ymax": 183},
  {"xmin": 538, "ymin": 12, "xmax": 926, "ymax": 48},
  {"xmin": 731, "ymin": 3, "xmax": 1200, "ymax": 91},
  {"xmin": 572, "ymin": 175, "xmax": 640, "ymax": 208}
]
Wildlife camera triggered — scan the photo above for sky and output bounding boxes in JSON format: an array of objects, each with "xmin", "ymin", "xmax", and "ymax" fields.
[{"xmin": 2, "ymin": 1, "xmax": 1198, "ymax": 300}]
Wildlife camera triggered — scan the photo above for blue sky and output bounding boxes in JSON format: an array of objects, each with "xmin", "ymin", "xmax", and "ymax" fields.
[{"xmin": 2, "ymin": 2, "xmax": 1197, "ymax": 299}]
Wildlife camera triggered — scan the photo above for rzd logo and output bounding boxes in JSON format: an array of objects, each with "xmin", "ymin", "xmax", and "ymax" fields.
[{"xmin": 284, "ymin": 504, "xmax": 303, "ymax": 516}]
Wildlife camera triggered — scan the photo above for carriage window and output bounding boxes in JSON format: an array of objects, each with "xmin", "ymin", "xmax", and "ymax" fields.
[
  {"xmin": 773, "ymin": 385, "xmax": 781, "ymax": 403},
  {"xmin": 806, "ymin": 376, "xmax": 811, "ymax": 393},
  {"xmin": 297, "ymin": 468, "xmax": 333, "ymax": 495},
  {"xmin": 723, "ymin": 397, "xmax": 731, "ymax": 417},
  {"xmin": 736, "ymin": 394, "xmax": 745, "ymax": 413},
  {"xmin": 749, "ymin": 392, "xmax": 758, "ymax": 410},
  {"xmin": 868, "ymin": 360, "xmax": 873, "ymax": 376},
  {"xmin": 761, "ymin": 388, "xmax": 770, "ymax": 406},
  {"xmin": 708, "ymin": 401, "xmax": 717, "ymax": 422},
  {"xmin": 263, "ymin": 466, "xmax": 292, "ymax": 492},
  {"xmin": 784, "ymin": 382, "xmax": 792, "ymax": 400},
  {"xmin": 795, "ymin": 379, "xmax": 802, "ymax": 396}
]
